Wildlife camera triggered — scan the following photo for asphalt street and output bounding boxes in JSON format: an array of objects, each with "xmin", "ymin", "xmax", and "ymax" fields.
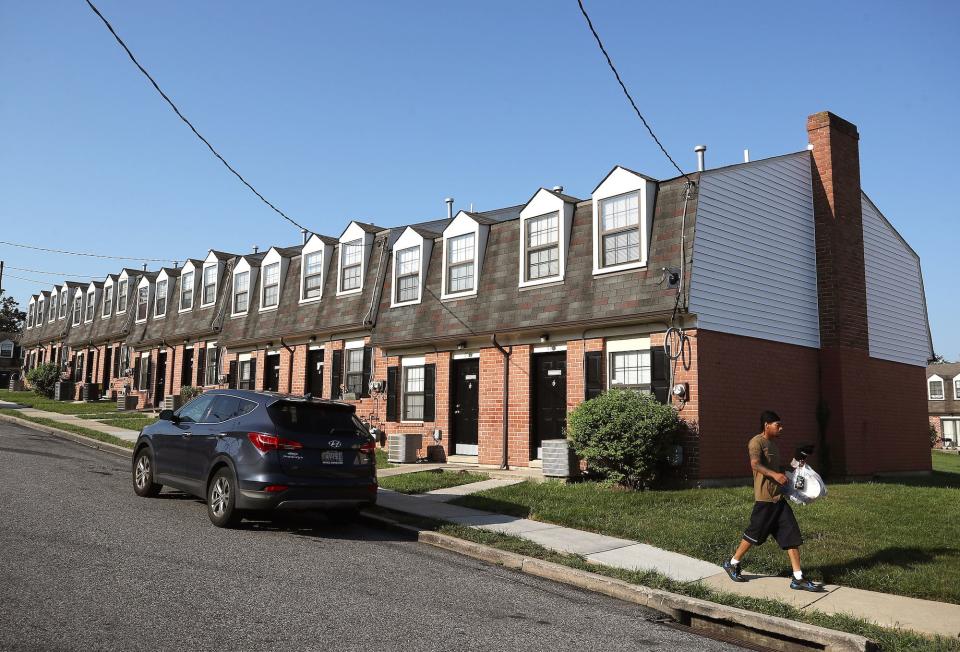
[{"xmin": 0, "ymin": 420, "xmax": 745, "ymax": 652}]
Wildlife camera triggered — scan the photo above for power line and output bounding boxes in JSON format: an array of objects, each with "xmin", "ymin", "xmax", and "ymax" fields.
[
  {"xmin": 5, "ymin": 272, "xmax": 62, "ymax": 285},
  {"xmin": 575, "ymin": 0, "xmax": 693, "ymax": 183},
  {"xmin": 6, "ymin": 266, "xmax": 90, "ymax": 278},
  {"xmin": 83, "ymin": 0, "xmax": 310, "ymax": 234},
  {"xmin": 0, "ymin": 240, "xmax": 171, "ymax": 263}
]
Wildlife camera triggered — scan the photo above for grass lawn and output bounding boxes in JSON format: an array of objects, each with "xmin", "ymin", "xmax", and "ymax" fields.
[
  {"xmin": 88, "ymin": 415, "xmax": 157, "ymax": 431},
  {"xmin": 379, "ymin": 470, "xmax": 489, "ymax": 494},
  {"xmin": 0, "ymin": 389, "xmax": 121, "ymax": 416},
  {"xmin": 933, "ymin": 450, "xmax": 960, "ymax": 474},
  {"xmin": 375, "ymin": 448, "xmax": 394, "ymax": 469},
  {"xmin": 453, "ymin": 454, "xmax": 960, "ymax": 605}
]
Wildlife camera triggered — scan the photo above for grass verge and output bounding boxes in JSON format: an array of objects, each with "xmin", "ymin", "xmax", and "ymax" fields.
[
  {"xmin": 452, "ymin": 455, "xmax": 960, "ymax": 604},
  {"xmin": 0, "ymin": 408, "xmax": 134, "ymax": 450},
  {"xmin": 933, "ymin": 450, "xmax": 960, "ymax": 474},
  {"xmin": 367, "ymin": 505, "xmax": 960, "ymax": 652},
  {"xmin": 379, "ymin": 470, "xmax": 489, "ymax": 494},
  {"xmin": 375, "ymin": 448, "xmax": 394, "ymax": 469},
  {"xmin": 87, "ymin": 415, "xmax": 157, "ymax": 431},
  {"xmin": 0, "ymin": 390, "xmax": 120, "ymax": 416}
]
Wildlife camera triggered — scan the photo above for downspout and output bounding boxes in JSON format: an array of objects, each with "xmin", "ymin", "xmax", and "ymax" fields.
[
  {"xmin": 491, "ymin": 334, "xmax": 511, "ymax": 470},
  {"xmin": 280, "ymin": 337, "xmax": 295, "ymax": 394}
]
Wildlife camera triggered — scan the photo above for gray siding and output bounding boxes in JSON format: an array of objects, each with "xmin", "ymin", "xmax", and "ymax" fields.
[
  {"xmin": 689, "ymin": 152, "xmax": 820, "ymax": 348},
  {"xmin": 862, "ymin": 193, "xmax": 932, "ymax": 366}
]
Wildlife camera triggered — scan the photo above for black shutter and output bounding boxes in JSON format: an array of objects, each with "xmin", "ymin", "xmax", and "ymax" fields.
[
  {"xmin": 249, "ymin": 358, "xmax": 257, "ymax": 389},
  {"xmin": 133, "ymin": 357, "xmax": 141, "ymax": 390},
  {"xmin": 584, "ymin": 351, "xmax": 603, "ymax": 400},
  {"xmin": 196, "ymin": 347, "xmax": 206, "ymax": 387},
  {"xmin": 386, "ymin": 366, "xmax": 398, "ymax": 422},
  {"xmin": 360, "ymin": 346, "xmax": 372, "ymax": 398},
  {"xmin": 227, "ymin": 360, "xmax": 237, "ymax": 389},
  {"xmin": 331, "ymin": 349, "xmax": 343, "ymax": 399},
  {"xmin": 423, "ymin": 364, "xmax": 436, "ymax": 422},
  {"xmin": 144, "ymin": 358, "xmax": 152, "ymax": 392},
  {"xmin": 652, "ymin": 345, "xmax": 670, "ymax": 404}
]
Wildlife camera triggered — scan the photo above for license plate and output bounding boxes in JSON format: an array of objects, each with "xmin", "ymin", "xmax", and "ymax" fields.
[{"xmin": 321, "ymin": 451, "xmax": 343, "ymax": 465}]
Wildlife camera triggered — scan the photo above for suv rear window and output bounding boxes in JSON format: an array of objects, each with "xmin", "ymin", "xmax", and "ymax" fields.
[{"xmin": 267, "ymin": 401, "xmax": 366, "ymax": 436}]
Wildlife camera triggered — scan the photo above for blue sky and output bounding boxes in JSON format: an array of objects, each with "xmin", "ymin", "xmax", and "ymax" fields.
[{"xmin": 1, "ymin": 1, "xmax": 958, "ymax": 358}]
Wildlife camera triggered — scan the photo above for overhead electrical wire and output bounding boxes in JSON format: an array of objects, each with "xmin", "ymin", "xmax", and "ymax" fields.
[
  {"xmin": 83, "ymin": 0, "xmax": 310, "ymax": 234},
  {"xmin": 5, "ymin": 266, "xmax": 91, "ymax": 278},
  {"xmin": 576, "ymin": 0, "xmax": 693, "ymax": 184},
  {"xmin": 5, "ymin": 272, "xmax": 62, "ymax": 285},
  {"xmin": 0, "ymin": 240, "xmax": 172, "ymax": 263}
]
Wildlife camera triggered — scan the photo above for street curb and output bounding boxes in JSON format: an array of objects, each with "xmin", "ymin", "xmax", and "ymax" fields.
[
  {"xmin": 0, "ymin": 413, "xmax": 133, "ymax": 459},
  {"xmin": 359, "ymin": 509, "xmax": 875, "ymax": 652}
]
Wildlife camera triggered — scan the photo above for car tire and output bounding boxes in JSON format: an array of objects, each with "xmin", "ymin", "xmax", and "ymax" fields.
[
  {"xmin": 326, "ymin": 508, "xmax": 359, "ymax": 525},
  {"xmin": 207, "ymin": 468, "xmax": 242, "ymax": 528},
  {"xmin": 132, "ymin": 447, "xmax": 162, "ymax": 497}
]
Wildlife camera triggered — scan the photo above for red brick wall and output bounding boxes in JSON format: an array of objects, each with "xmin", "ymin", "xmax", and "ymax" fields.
[{"xmin": 477, "ymin": 344, "xmax": 532, "ymax": 467}]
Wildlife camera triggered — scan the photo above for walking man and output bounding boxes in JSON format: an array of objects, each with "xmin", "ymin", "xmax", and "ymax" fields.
[{"xmin": 723, "ymin": 410, "xmax": 821, "ymax": 591}]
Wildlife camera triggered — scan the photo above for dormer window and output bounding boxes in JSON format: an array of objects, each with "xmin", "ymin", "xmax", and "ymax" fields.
[
  {"xmin": 390, "ymin": 227, "xmax": 433, "ymax": 308},
  {"xmin": 73, "ymin": 294, "xmax": 83, "ymax": 326},
  {"xmin": 85, "ymin": 290, "xmax": 95, "ymax": 322},
  {"xmin": 154, "ymin": 279, "xmax": 168, "ymax": 317},
  {"xmin": 27, "ymin": 302, "xmax": 34, "ymax": 329},
  {"xmin": 49, "ymin": 294, "xmax": 58, "ymax": 323},
  {"xmin": 262, "ymin": 262, "xmax": 280, "ymax": 309},
  {"xmin": 202, "ymin": 264, "xmax": 217, "ymax": 306},
  {"xmin": 102, "ymin": 285, "xmax": 113, "ymax": 317},
  {"xmin": 447, "ymin": 234, "xmax": 475, "ymax": 293},
  {"xmin": 0, "ymin": 341, "xmax": 13, "ymax": 358},
  {"xmin": 233, "ymin": 271, "xmax": 250, "ymax": 313},
  {"xmin": 117, "ymin": 280, "xmax": 127, "ymax": 313},
  {"xmin": 303, "ymin": 252, "xmax": 323, "ymax": 299},
  {"xmin": 38, "ymin": 298, "xmax": 45, "ymax": 325},
  {"xmin": 340, "ymin": 240, "xmax": 362, "ymax": 292},
  {"xmin": 929, "ymin": 376, "xmax": 945, "ymax": 400},
  {"xmin": 180, "ymin": 270, "xmax": 194, "ymax": 311},
  {"xmin": 955, "ymin": 378, "xmax": 960, "ymax": 400},
  {"xmin": 525, "ymin": 213, "xmax": 560, "ymax": 281},
  {"xmin": 600, "ymin": 193, "xmax": 641, "ymax": 266},
  {"xmin": 136, "ymin": 286, "xmax": 149, "ymax": 322},
  {"xmin": 395, "ymin": 247, "xmax": 420, "ymax": 303},
  {"xmin": 59, "ymin": 290, "xmax": 67, "ymax": 319},
  {"xmin": 591, "ymin": 166, "xmax": 656, "ymax": 275}
]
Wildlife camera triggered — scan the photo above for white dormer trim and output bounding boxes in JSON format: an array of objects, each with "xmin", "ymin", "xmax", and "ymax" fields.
[
  {"xmin": 518, "ymin": 189, "xmax": 575, "ymax": 289},
  {"xmin": 954, "ymin": 376, "xmax": 960, "ymax": 401},
  {"xmin": 928, "ymin": 374, "xmax": 945, "ymax": 401},
  {"xmin": 441, "ymin": 211, "xmax": 489, "ymax": 300},
  {"xmin": 201, "ymin": 251, "xmax": 225, "ymax": 308},
  {"xmin": 259, "ymin": 248, "xmax": 289, "ymax": 313},
  {"xmin": 58, "ymin": 287, "xmax": 68, "ymax": 320},
  {"xmin": 84, "ymin": 283, "xmax": 99, "ymax": 324},
  {"xmin": 591, "ymin": 166, "xmax": 657, "ymax": 276},
  {"xmin": 49, "ymin": 287, "xmax": 60, "ymax": 323},
  {"xmin": 37, "ymin": 295, "xmax": 46, "ymax": 327},
  {"xmin": 71, "ymin": 289, "xmax": 83, "ymax": 327},
  {"xmin": 26, "ymin": 297, "xmax": 36, "ymax": 329},
  {"xmin": 135, "ymin": 276, "xmax": 152, "ymax": 324},
  {"xmin": 391, "ymin": 227, "xmax": 433, "ymax": 308},
  {"xmin": 336, "ymin": 222, "xmax": 374, "ymax": 297},
  {"xmin": 231, "ymin": 257, "xmax": 258, "ymax": 317},
  {"xmin": 116, "ymin": 271, "xmax": 129, "ymax": 314},
  {"xmin": 154, "ymin": 270, "xmax": 171, "ymax": 319},
  {"xmin": 299, "ymin": 235, "xmax": 334, "ymax": 304},
  {"xmin": 102, "ymin": 278, "xmax": 114, "ymax": 318},
  {"xmin": 179, "ymin": 261, "xmax": 197, "ymax": 313}
]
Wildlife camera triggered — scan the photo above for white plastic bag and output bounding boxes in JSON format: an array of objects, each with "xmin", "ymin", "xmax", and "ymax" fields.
[{"xmin": 783, "ymin": 464, "xmax": 827, "ymax": 505}]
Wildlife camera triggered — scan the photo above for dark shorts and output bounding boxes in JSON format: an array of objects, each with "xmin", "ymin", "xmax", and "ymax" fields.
[{"xmin": 743, "ymin": 500, "xmax": 803, "ymax": 549}]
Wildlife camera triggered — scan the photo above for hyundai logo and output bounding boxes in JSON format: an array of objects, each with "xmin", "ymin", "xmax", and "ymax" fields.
[{"xmin": 329, "ymin": 440, "xmax": 342, "ymax": 448}]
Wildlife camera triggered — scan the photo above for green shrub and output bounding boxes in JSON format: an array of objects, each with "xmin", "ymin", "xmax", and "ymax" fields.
[
  {"xmin": 180, "ymin": 385, "xmax": 201, "ymax": 400},
  {"xmin": 567, "ymin": 389, "xmax": 680, "ymax": 489},
  {"xmin": 26, "ymin": 363, "xmax": 62, "ymax": 398},
  {"xmin": 930, "ymin": 424, "xmax": 940, "ymax": 448}
]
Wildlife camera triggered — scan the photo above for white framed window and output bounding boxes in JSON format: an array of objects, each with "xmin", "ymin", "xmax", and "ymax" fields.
[
  {"xmin": 0, "ymin": 341, "xmax": 13, "ymax": 358},
  {"xmin": 340, "ymin": 239, "xmax": 362, "ymax": 292},
  {"xmin": 37, "ymin": 298, "xmax": 45, "ymax": 325},
  {"xmin": 447, "ymin": 233, "xmax": 475, "ymax": 294},
  {"xmin": 233, "ymin": 271, "xmax": 250, "ymax": 314},
  {"xmin": 929, "ymin": 375, "xmax": 945, "ymax": 400},
  {"xmin": 59, "ymin": 290, "xmax": 67, "ymax": 319},
  {"xmin": 943, "ymin": 418, "xmax": 959, "ymax": 448},
  {"xmin": 154, "ymin": 279, "xmax": 167, "ymax": 317},
  {"xmin": 49, "ymin": 293, "xmax": 58, "ymax": 323},
  {"xmin": 394, "ymin": 246, "xmax": 420, "ymax": 304},
  {"xmin": 139, "ymin": 352, "xmax": 151, "ymax": 390},
  {"xmin": 609, "ymin": 350, "xmax": 651, "ymax": 391},
  {"xmin": 345, "ymin": 348, "xmax": 365, "ymax": 396},
  {"xmin": 180, "ymin": 270, "xmax": 194, "ymax": 311},
  {"xmin": 599, "ymin": 192, "xmax": 641, "ymax": 267},
  {"xmin": 525, "ymin": 212, "xmax": 560, "ymax": 281},
  {"xmin": 261, "ymin": 262, "xmax": 280, "ymax": 309},
  {"xmin": 302, "ymin": 251, "xmax": 323, "ymax": 300},
  {"xmin": 202, "ymin": 264, "xmax": 217, "ymax": 306},
  {"xmin": 403, "ymin": 365, "xmax": 425, "ymax": 421},
  {"xmin": 238, "ymin": 357, "xmax": 254, "ymax": 389},
  {"xmin": 102, "ymin": 285, "xmax": 113, "ymax": 317},
  {"xmin": 116, "ymin": 280, "xmax": 127, "ymax": 313},
  {"xmin": 84, "ymin": 290, "xmax": 95, "ymax": 322},
  {"xmin": 205, "ymin": 344, "xmax": 220, "ymax": 386},
  {"xmin": 136, "ymin": 285, "xmax": 149, "ymax": 322},
  {"xmin": 73, "ymin": 294, "xmax": 83, "ymax": 326},
  {"xmin": 27, "ymin": 302, "xmax": 35, "ymax": 329},
  {"xmin": 955, "ymin": 378, "xmax": 960, "ymax": 401}
]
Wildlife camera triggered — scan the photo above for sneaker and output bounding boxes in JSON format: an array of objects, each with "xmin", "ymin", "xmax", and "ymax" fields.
[
  {"xmin": 722, "ymin": 561, "xmax": 746, "ymax": 582},
  {"xmin": 790, "ymin": 578, "xmax": 823, "ymax": 592}
]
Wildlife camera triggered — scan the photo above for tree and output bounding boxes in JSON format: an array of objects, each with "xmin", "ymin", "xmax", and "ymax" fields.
[{"xmin": 0, "ymin": 291, "xmax": 26, "ymax": 333}]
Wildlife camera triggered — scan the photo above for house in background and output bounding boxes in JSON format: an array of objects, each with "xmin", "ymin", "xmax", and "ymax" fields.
[
  {"xmin": 928, "ymin": 362, "xmax": 960, "ymax": 448},
  {"xmin": 0, "ymin": 332, "xmax": 22, "ymax": 388}
]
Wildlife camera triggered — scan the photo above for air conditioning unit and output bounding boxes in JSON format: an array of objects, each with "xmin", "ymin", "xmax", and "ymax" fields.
[
  {"xmin": 54, "ymin": 381, "xmax": 75, "ymax": 401},
  {"xmin": 163, "ymin": 394, "xmax": 183, "ymax": 411},
  {"xmin": 81, "ymin": 383, "xmax": 100, "ymax": 402},
  {"xmin": 117, "ymin": 392, "xmax": 137, "ymax": 411},
  {"xmin": 541, "ymin": 439, "xmax": 578, "ymax": 478},
  {"xmin": 387, "ymin": 433, "xmax": 421, "ymax": 464}
]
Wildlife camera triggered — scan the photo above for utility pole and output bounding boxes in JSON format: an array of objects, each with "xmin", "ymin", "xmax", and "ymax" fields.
[{"xmin": 0, "ymin": 259, "xmax": 4, "ymax": 293}]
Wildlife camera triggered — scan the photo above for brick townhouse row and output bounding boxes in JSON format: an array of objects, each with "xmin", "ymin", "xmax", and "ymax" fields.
[
  {"xmin": 927, "ymin": 362, "xmax": 960, "ymax": 448},
  {"xmin": 19, "ymin": 111, "xmax": 934, "ymax": 481}
]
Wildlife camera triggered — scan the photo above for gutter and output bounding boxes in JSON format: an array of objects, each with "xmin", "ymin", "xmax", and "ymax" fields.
[{"xmin": 490, "ymin": 334, "xmax": 511, "ymax": 470}]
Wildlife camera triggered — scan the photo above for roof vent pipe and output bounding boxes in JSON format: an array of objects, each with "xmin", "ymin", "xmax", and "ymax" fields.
[
  {"xmin": 301, "ymin": 228, "xmax": 308, "ymax": 244},
  {"xmin": 142, "ymin": 263, "xmax": 147, "ymax": 271},
  {"xmin": 743, "ymin": 149, "xmax": 750, "ymax": 163},
  {"xmin": 252, "ymin": 245, "xmax": 259, "ymax": 254},
  {"xmin": 445, "ymin": 197, "xmax": 454, "ymax": 219},
  {"xmin": 552, "ymin": 185, "xmax": 564, "ymax": 193},
  {"xmin": 694, "ymin": 145, "xmax": 707, "ymax": 172}
]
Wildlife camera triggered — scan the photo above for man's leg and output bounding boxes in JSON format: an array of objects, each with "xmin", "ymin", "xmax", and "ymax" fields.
[
  {"xmin": 733, "ymin": 538, "xmax": 752, "ymax": 563},
  {"xmin": 786, "ymin": 546, "xmax": 801, "ymax": 573}
]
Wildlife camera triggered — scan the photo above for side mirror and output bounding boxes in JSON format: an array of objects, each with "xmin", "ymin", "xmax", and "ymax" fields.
[{"xmin": 158, "ymin": 409, "xmax": 177, "ymax": 422}]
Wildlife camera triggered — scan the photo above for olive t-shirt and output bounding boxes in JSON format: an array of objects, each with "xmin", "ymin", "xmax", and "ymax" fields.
[{"xmin": 748, "ymin": 434, "xmax": 781, "ymax": 502}]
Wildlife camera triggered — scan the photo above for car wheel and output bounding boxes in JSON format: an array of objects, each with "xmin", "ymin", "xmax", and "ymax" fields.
[
  {"xmin": 207, "ymin": 468, "xmax": 242, "ymax": 528},
  {"xmin": 326, "ymin": 508, "xmax": 359, "ymax": 525},
  {"xmin": 132, "ymin": 448, "xmax": 162, "ymax": 497}
]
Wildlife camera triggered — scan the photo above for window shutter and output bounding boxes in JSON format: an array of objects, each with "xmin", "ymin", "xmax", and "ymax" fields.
[
  {"xmin": 331, "ymin": 349, "xmax": 343, "ymax": 399},
  {"xmin": 196, "ymin": 347, "xmax": 206, "ymax": 387},
  {"xmin": 652, "ymin": 345, "xmax": 670, "ymax": 404},
  {"xmin": 386, "ymin": 366, "xmax": 399, "ymax": 422},
  {"xmin": 423, "ymin": 363, "xmax": 436, "ymax": 422},
  {"xmin": 361, "ymin": 346, "xmax": 372, "ymax": 398},
  {"xmin": 249, "ymin": 357, "xmax": 257, "ymax": 389},
  {"xmin": 227, "ymin": 360, "xmax": 237, "ymax": 389},
  {"xmin": 133, "ymin": 357, "xmax": 141, "ymax": 390},
  {"xmin": 145, "ymin": 358, "xmax": 152, "ymax": 392},
  {"xmin": 584, "ymin": 351, "xmax": 603, "ymax": 400}
]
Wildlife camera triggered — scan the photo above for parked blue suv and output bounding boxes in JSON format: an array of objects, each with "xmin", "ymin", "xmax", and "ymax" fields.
[{"xmin": 131, "ymin": 389, "xmax": 378, "ymax": 527}]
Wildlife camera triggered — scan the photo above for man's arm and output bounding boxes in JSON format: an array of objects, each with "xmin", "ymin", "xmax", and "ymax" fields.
[{"xmin": 750, "ymin": 454, "xmax": 788, "ymax": 486}]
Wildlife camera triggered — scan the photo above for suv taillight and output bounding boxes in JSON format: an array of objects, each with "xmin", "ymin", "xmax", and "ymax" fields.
[
  {"xmin": 359, "ymin": 441, "xmax": 376, "ymax": 454},
  {"xmin": 247, "ymin": 432, "xmax": 303, "ymax": 453}
]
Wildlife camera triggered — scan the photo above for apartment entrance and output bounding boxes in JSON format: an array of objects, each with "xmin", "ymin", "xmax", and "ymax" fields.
[
  {"xmin": 101, "ymin": 346, "xmax": 112, "ymax": 388},
  {"xmin": 450, "ymin": 358, "xmax": 479, "ymax": 456},
  {"xmin": 531, "ymin": 352, "xmax": 566, "ymax": 459},
  {"xmin": 265, "ymin": 353, "xmax": 281, "ymax": 392},
  {"xmin": 155, "ymin": 351, "xmax": 167, "ymax": 405},
  {"xmin": 181, "ymin": 348, "xmax": 194, "ymax": 389},
  {"xmin": 305, "ymin": 348, "xmax": 324, "ymax": 396}
]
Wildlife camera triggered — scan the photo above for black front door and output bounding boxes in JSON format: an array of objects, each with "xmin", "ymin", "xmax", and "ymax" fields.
[
  {"xmin": 451, "ymin": 358, "xmax": 479, "ymax": 456},
  {"xmin": 181, "ymin": 348, "xmax": 194, "ymax": 389},
  {"xmin": 531, "ymin": 352, "xmax": 567, "ymax": 459},
  {"xmin": 265, "ymin": 353, "xmax": 281, "ymax": 392},
  {"xmin": 85, "ymin": 351, "xmax": 95, "ymax": 384},
  {"xmin": 305, "ymin": 348, "xmax": 324, "ymax": 396},
  {"xmin": 155, "ymin": 351, "xmax": 167, "ymax": 404},
  {"xmin": 102, "ymin": 347, "xmax": 112, "ymax": 387}
]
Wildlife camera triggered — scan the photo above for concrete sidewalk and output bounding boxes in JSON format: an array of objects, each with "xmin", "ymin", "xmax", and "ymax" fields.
[
  {"xmin": 0, "ymin": 402, "xmax": 141, "ymax": 442},
  {"xmin": 376, "ymin": 473, "xmax": 960, "ymax": 639}
]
